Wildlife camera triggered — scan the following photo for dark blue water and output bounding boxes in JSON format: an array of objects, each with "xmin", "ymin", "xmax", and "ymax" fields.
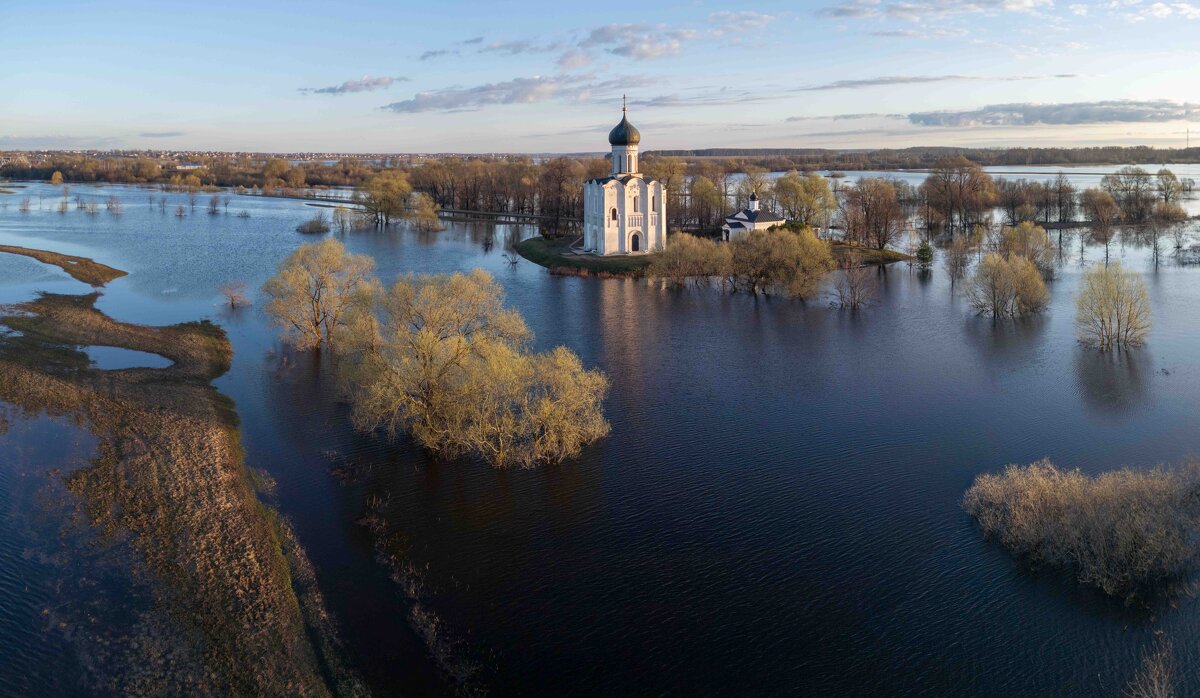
[{"xmin": 3, "ymin": 181, "xmax": 1200, "ymax": 695}]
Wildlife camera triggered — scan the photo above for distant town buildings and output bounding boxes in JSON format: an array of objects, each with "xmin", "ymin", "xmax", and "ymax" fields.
[
  {"xmin": 722, "ymin": 191, "xmax": 784, "ymax": 241},
  {"xmin": 581, "ymin": 100, "xmax": 667, "ymax": 256}
]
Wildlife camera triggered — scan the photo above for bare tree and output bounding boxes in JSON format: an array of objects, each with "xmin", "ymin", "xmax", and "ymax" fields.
[
  {"xmin": 219, "ymin": 281, "xmax": 250, "ymax": 308},
  {"xmin": 833, "ymin": 260, "xmax": 876, "ymax": 310},
  {"xmin": 943, "ymin": 235, "xmax": 972, "ymax": 282},
  {"xmin": 1126, "ymin": 636, "xmax": 1175, "ymax": 698},
  {"xmin": 842, "ymin": 178, "xmax": 904, "ymax": 250}
]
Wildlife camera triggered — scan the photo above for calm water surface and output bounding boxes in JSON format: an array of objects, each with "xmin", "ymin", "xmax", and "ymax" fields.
[{"xmin": 2, "ymin": 181, "xmax": 1200, "ymax": 695}]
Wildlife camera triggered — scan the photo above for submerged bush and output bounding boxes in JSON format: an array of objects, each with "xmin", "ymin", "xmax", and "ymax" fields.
[
  {"xmin": 651, "ymin": 233, "xmax": 731, "ymax": 284},
  {"xmin": 963, "ymin": 459, "xmax": 1200, "ymax": 600},
  {"xmin": 296, "ymin": 210, "xmax": 332, "ymax": 234},
  {"xmin": 964, "ymin": 253, "xmax": 1049, "ymax": 317}
]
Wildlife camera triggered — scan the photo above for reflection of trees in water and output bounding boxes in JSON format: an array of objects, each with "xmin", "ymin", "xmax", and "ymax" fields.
[
  {"xmin": 961, "ymin": 310, "xmax": 1049, "ymax": 366},
  {"xmin": 1074, "ymin": 348, "xmax": 1149, "ymax": 415},
  {"xmin": 0, "ymin": 293, "xmax": 359, "ymax": 695}
]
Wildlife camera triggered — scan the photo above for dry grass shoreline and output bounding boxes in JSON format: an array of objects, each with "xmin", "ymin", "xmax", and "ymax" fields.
[
  {"xmin": 0, "ymin": 244, "xmax": 128, "ymax": 286},
  {"xmin": 0, "ymin": 287, "xmax": 363, "ymax": 693}
]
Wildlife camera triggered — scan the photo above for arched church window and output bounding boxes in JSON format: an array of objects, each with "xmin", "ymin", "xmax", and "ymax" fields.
[
  {"xmin": 633, "ymin": 195, "xmax": 639, "ymax": 211},
  {"xmin": 610, "ymin": 207, "xmax": 617, "ymax": 221}
]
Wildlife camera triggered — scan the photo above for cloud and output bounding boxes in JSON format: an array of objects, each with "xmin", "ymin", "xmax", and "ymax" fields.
[
  {"xmin": 0, "ymin": 134, "xmax": 123, "ymax": 149},
  {"xmin": 579, "ymin": 24, "xmax": 698, "ymax": 60},
  {"xmin": 480, "ymin": 39, "xmax": 548, "ymax": 55},
  {"xmin": 460, "ymin": 36, "xmax": 484, "ymax": 44},
  {"xmin": 817, "ymin": 0, "xmax": 882, "ymax": 18},
  {"xmin": 870, "ymin": 27, "xmax": 967, "ymax": 37},
  {"xmin": 380, "ymin": 75, "xmax": 643, "ymax": 113},
  {"xmin": 557, "ymin": 49, "xmax": 592, "ymax": 70},
  {"xmin": 908, "ymin": 100, "xmax": 1200, "ymax": 126},
  {"xmin": 420, "ymin": 49, "xmax": 457, "ymax": 61},
  {"xmin": 629, "ymin": 89, "xmax": 765, "ymax": 108},
  {"xmin": 139, "ymin": 130, "xmax": 184, "ymax": 138},
  {"xmin": 795, "ymin": 73, "xmax": 1076, "ymax": 91},
  {"xmin": 818, "ymin": 0, "xmax": 1052, "ymax": 21},
  {"xmin": 708, "ymin": 10, "xmax": 776, "ymax": 33},
  {"xmin": 785, "ymin": 113, "xmax": 904, "ymax": 122},
  {"xmin": 300, "ymin": 75, "xmax": 408, "ymax": 95},
  {"xmin": 1137, "ymin": 2, "xmax": 1200, "ymax": 19}
]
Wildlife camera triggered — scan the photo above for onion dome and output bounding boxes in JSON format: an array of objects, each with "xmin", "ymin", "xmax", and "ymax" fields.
[{"xmin": 608, "ymin": 104, "xmax": 641, "ymax": 146}]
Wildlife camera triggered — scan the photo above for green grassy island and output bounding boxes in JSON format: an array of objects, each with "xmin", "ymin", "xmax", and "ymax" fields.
[
  {"xmin": 514, "ymin": 235, "xmax": 910, "ymax": 279},
  {"xmin": 514, "ymin": 236, "xmax": 657, "ymax": 277}
]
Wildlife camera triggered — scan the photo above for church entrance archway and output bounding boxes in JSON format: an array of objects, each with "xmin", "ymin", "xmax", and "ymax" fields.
[{"xmin": 630, "ymin": 233, "xmax": 641, "ymax": 252}]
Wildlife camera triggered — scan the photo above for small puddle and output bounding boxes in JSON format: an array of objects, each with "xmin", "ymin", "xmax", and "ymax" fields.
[{"xmin": 85, "ymin": 345, "xmax": 173, "ymax": 370}]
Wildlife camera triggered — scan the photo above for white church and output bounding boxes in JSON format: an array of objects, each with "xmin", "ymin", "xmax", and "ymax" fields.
[{"xmin": 581, "ymin": 101, "xmax": 667, "ymax": 255}]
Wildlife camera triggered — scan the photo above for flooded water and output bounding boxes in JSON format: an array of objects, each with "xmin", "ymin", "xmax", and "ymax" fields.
[
  {"xmin": 84, "ymin": 346, "xmax": 174, "ymax": 370},
  {"xmin": 3, "ymin": 180, "xmax": 1200, "ymax": 695}
]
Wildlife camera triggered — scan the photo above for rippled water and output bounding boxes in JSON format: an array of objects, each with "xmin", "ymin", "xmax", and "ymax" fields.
[{"xmin": 3, "ymin": 181, "xmax": 1200, "ymax": 695}]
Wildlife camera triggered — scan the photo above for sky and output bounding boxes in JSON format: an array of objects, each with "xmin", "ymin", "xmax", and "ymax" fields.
[{"xmin": 2, "ymin": 0, "xmax": 1199, "ymax": 153}]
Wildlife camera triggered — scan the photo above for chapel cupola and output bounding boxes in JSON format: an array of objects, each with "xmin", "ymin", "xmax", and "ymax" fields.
[
  {"xmin": 609, "ymin": 96, "xmax": 641, "ymax": 175},
  {"xmin": 749, "ymin": 190, "xmax": 760, "ymax": 212}
]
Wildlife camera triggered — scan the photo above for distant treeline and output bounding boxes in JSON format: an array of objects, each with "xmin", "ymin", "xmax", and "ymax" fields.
[
  {"xmin": 3, "ymin": 150, "xmax": 1196, "ymax": 238},
  {"xmin": 647, "ymin": 146, "xmax": 1200, "ymax": 172}
]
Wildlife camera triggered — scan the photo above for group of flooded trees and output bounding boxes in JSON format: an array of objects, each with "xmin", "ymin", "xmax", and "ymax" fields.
[
  {"xmin": 651, "ymin": 228, "xmax": 835, "ymax": 299},
  {"xmin": 262, "ymin": 238, "xmax": 609, "ymax": 468},
  {"xmin": 952, "ymin": 219, "xmax": 1150, "ymax": 348}
]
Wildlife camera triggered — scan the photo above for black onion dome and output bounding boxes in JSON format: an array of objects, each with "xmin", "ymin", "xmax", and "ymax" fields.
[{"xmin": 608, "ymin": 114, "xmax": 641, "ymax": 146}]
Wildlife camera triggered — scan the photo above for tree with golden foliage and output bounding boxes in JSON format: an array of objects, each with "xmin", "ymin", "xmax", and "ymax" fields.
[
  {"xmin": 50, "ymin": 170, "xmax": 64, "ymax": 185},
  {"xmin": 409, "ymin": 192, "xmax": 444, "ymax": 231},
  {"xmin": 350, "ymin": 270, "xmax": 609, "ymax": 468},
  {"xmin": 262, "ymin": 238, "xmax": 377, "ymax": 351},
  {"xmin": 964, "ymin": 253, "xmax": 1049, "ymax": 318},
  {"xmin": 775, "ymin": 171, "xmax": 837, "ymax": 232},
  {"xmin": 1074, "ymin": 262, "xmax": 1151, "ymax": 350},
  {"xmin": 354, "ymin": 170, "xmax": 413, "ymax": 227}
]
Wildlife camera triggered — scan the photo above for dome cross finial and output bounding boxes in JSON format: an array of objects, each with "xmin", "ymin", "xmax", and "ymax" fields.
[{"xmin": 622, "ymin": 94, "xmax": 627, "ymax": 113}]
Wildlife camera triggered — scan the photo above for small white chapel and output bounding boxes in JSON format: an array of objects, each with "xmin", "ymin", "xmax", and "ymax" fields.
[
  {"xmin": 721, "ymin": 191, "xmax": 785, "ymax": 242},
  {"xmin": 581, "ymin": 100, "xmax": 667, "ymax": 255}
]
